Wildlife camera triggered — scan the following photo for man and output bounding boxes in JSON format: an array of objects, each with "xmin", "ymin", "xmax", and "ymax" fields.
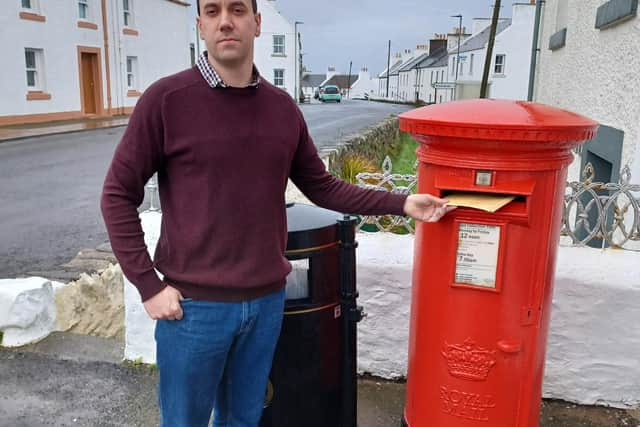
[{"xmin": 100, "ymin": 0, "xmax": 454, "ymax": 426}]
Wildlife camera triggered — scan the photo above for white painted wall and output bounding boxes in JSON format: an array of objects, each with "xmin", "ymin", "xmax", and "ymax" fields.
[
  {"xmin": 254, "ymin": 0, "xmax": 296, "ymax": 98},
  {"xmin": 418, "ymin": 66, "xmax": 451, "ymax": 104},
  {"xmin": 123, "ymin": 214, "xmax": 640, "ymax": 408},
  {"xmin": 535, "ymin": 0, "xmax": 640, "ymax": 181},
  {"xmin": 349, "ymin": 68, "xmax": 377, "ymax": 99},
  {"xmin": 490, "ymin": 3, "xmax": 535, "ymax": 100},
  {"xmin": 355, "ymin": 232, "xmax": 640, "ymax": 409},
  {"xmin": 0, "ymin": 0, "xmax": 190, "ymax": 118},
  {"xmin": 116, "ymin": 0, "xmax": 191, "ymax": 109},
  {"xmin": 0, "ymin": 1, "xmax": 105, "ymax": 116},
  {"xmin": 448, "ymin": 3, "xmax": 535, "ymax": 101}
]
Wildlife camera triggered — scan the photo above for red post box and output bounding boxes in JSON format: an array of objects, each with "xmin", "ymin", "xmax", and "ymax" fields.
[{"xmin": 397, "ymin": 99, "xmax": 598, "ymax": 427}]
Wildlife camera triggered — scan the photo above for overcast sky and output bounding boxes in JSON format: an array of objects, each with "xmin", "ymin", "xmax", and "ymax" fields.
[{"xmin": 273, "ymin": 0, "xmax": 513, "ymax": 76}]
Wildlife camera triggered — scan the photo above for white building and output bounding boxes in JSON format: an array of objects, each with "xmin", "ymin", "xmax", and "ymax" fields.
[
  {"xmin": 534, "ymin": 0, "xmax": 640, "ymax": 182},
  {"xmin": 191, "ymin": 0, "xmax": 297, "ymax": 99},
  {"xmin": 377, "ymin": 57, "xmax": 403, "ymax": 99},
  {"xmin": 348, "ymin": 67, "xmax": 378, "ymax": 99},
  {"xmin": 415, "ymin": 41, "xmax": 450, "ymax": 104},
  {"xmin": 0, "ymin": 0, "xmax": 191, "ymax": 126},
  {"xmin": 448, "ymin": 3, "xmax": 536, "ymax": 101},
  {"xmin": 377, "ymin": 49, "xmax": 414, "ymax": 101},
  {"xmin": 397, "ymin": 45, "xmax": 429, "ymax": 103}
]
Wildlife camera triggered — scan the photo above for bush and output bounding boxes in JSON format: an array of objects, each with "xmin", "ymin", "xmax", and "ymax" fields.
[{"xmin": 336, "ymin": 154, "xmax": 379, "ymax": 184}]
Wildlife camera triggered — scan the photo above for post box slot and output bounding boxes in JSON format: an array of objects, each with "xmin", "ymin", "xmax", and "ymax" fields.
[{"xmin": 441, "ymin": 190, "xmax": 528, "ymax": 214}]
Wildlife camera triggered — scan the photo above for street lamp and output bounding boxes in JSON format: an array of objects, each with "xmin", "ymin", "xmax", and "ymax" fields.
[
  {"xmin": 451, "ymin": 14, "xmax": 463, "ymax": 100},
  {"xmin": 294, "ymin": 21, "xmax": 304, "ymax": 103}
]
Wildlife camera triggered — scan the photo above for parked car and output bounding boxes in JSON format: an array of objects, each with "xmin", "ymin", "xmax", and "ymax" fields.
[{"xmin": 320, "ymin": 85, "xmax": 342, "ymax": 103}]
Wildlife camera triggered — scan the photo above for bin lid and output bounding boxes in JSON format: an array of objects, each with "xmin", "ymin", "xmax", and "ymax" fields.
[
  {"xmin": 286, "ymin": 203, "xmax": 344, "ymax": 253},
  {"xmin": 399, "ymin": 99, "xmax": 598, "ymax": 142}
]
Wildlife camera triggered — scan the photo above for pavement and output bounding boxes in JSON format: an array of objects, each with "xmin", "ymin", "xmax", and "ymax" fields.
[
  {"xmin": 0, "ymin": 116, "xmax": 130, "ymax": 142},
  {"xmin": 1, "ymin": 331, "xmax": 639, "ymax": 427}
]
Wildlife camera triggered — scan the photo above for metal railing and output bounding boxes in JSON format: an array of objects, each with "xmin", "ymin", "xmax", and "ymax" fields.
[
  {"xmin": 562, "ymin": 164, "xmax": 639, "ymax": 249},
  {"xmin": 354, "ymin": 157, "xmax": 640, "ymax": 250}
]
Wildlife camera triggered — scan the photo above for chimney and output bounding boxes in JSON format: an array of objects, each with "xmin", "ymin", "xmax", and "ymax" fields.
[
  {"xmin": 358, "ymin": 66, "xmax": 370, "ymax": 81},
  {"xmin": 326, "ymin": 66, "xmax": 337, "ymax": 80},
  {"xmin": 429, "ymin": 38, "xmax": 447, "ymax": 54}
]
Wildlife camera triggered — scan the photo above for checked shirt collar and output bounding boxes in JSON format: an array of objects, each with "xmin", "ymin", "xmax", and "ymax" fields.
[{"xmin": 196, "ymin": 51, "xmax": 260, "ymax": 89}]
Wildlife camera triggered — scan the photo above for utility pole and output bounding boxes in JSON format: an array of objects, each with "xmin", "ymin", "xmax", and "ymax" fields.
[
  {"xmin": 347, "ymin": 61, "xmax": 352, "ymax": 99},
  {"xmin": 294, "ymin": 21, "xmax": 303, "ymax": 103},
  {"xmin": 386, "ymin": 40, "xmax": 391, "ymax": 98},
  {"xmin": 480, "ymin": 0, "xmax": 501, "ymax": 98},
  {"xmin": 451, "ymin": 14, "xmax": 463, "ymax": 100},
  {"xmin": 528, "ymin": 0, "xmax": 544, "ymax": 101}
]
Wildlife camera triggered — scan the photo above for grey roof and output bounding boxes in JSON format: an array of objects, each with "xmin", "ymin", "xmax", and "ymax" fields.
[
  {"xmin": 416, "ymin": 48, "xmax": 448, "ymax": 69},
  {"xmin": 398, "ymin": 52, "xmax": 430, "ymax": 73},
  {"xmin": 301, "ymin": 74, "xmax": 326, "ymax": 88},
  {"xmin": 388, "ymin": 57, "xmax": 412, "ymax": 76},
  {"xmin": 431, "ymin": 52, "xmax": 449, "ymax": 67},
  {"xmin": 378, "ymin": 60, "xmax": 403, "ymax": 78},
  {"xmin": 323, "ymin": 74, "xmax": 358, "ymax": 89},
  {"xmin": 456, "ymin": 19, "xmax": 512, "ymax": 54}
]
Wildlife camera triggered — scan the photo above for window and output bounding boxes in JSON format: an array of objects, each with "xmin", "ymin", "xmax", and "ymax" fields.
[
  {"xmin": 79, "ymin": 0, "xmax": 89, "ymax": 19},
  {"xmin": 22, "ymin": 0, "xmax": 31, "ymax": 8},
  {"xmin": 273, "ymin": 35, "xmax": 285, "ymax": 55},
  {"xmin": 123, "ymin": 0, "xmax": 133, "ymax": 26},
  {"xmin": 25, "ymin": 48, "xmax": 44, "ymax": 90},
  {"xmin": 126, "ymin": 56, "xmax": 138, "ymax": 89},
  {"xmin": 430, "ymin": 70, "xmax": 434, "ymax": 84},
  {"xmin": 460, "ymin": 61, "xmax": 464, "ymax": 76},
  {"xmin": 439, "ymin": 95, "xmax": 443, "ymax": 103},
  {"xmin": 494, "ymin": 54, "xmax": 505, "ymax": 74},
  {"xmin": 428, "ymin": 93, "xmax": 432, "ymax": 103},
  {"xmin": 22, "ymin": 0, "xmax": 40, "ymax": 11},
  {"xmin": 450, "ymin": 57, "xmax": 455, "ymax": 76},
  {"xmin": 470, "ymin": 54, "xmax": 474, "ymax": 75},
  {"xmin": 274, "ymin": 69, "xmax": 284, "ymax": 87}
]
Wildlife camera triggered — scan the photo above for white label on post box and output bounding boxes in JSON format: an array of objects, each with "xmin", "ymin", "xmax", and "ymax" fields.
[{"xmin": 455, "ymin": 223, "xmax": 500, "ymax": 288}]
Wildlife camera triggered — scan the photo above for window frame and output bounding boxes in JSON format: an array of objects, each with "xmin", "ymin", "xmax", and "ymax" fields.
[
  {"xmin": 126, "ymin": 56, "xmax": 138, "ymax": 90},
  {"xmin": 494, "ymin": 54, "xmax": 506, "ymax": 75},
  {"xmin": 272, "ymin": 35, "xmax": 285, "ymax": 55},
  {"xmin": 273, "ymin": 68, "xmax": 285, "ymax": 87},
  {"xmin": 78, "ymin": 0, "xmax": 89, "ymax": 20},
  {"xmin": 123, "ymin": 0, "xmax": 134, "ymax": 27},
  {"xmin": 25, "ymin": 48, "xmax": 44, "ymax": 91}
]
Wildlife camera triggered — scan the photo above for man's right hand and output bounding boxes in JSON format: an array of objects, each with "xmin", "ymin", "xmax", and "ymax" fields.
[{"xmin": 143, "ymin": 285, "xmax": 184, "ymax": 321}]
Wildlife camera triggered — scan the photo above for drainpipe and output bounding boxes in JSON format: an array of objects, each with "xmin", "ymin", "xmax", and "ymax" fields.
[{"xmin": 528, "ymin": 0, "xmax": 544, "ymax": 101}]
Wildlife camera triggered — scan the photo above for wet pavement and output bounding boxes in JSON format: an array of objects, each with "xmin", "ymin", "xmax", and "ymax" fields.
[
  {"xmin": 0, "ymin": 116, "xmax": 130, "ymax": 142},
  {"xmin": 1, "ymin": 332, "xmax": 638, "ymax": 427}
]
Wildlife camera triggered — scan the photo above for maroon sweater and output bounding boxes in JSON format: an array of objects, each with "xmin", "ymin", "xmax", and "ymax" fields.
[{"xmin": 101, "ymin": 67, "xmax": 407, "ymax": 302}]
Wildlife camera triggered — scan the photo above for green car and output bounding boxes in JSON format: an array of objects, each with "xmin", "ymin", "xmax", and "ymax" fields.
[{"xmin": 320, "ymin": 85, "xmax": 342, "ymax": 103}]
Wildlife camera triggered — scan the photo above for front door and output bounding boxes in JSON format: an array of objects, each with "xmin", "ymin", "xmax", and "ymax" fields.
[{"xmin": 80, "ymin": 52, "xmax": 98, "ymax": 114}]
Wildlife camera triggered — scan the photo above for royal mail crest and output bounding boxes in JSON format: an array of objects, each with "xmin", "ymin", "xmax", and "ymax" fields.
[{"xmin": 442, "ymin": 338, "xmax": 496, "ymax": 381}]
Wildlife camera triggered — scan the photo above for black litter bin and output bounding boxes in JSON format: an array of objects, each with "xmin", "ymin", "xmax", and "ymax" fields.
[{"xmin": 260, "ymin": 203, "xmax": 362, "ymax": 427}]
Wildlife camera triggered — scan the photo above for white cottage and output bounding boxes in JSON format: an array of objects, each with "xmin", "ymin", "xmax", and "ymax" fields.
[
  {"xmin": 534, "ymin": 0, "xmax": 640, "ymax": 182},
  {"xmin": 0, "ymin": 0, "xmax": 191, "ymax": 126},
  {"xmin": 448, "ymin": 2, "xmax": 536, "ymax": 101}
]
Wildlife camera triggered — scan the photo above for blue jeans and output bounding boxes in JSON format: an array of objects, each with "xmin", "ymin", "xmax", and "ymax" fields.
[{"xmin": 154, "ymin": 289, "xmax": 286, "ymax": 427}]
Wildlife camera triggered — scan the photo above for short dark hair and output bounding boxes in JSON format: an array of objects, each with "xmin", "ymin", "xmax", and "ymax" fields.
[{"xmin": 197, "ymin": 0, "xmax": 258, "ymax": 14}]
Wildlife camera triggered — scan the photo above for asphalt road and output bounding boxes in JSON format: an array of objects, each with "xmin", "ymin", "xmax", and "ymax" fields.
[{"xmin": 0, "ymin": 100, "xmax": 411, "ymax": 278}]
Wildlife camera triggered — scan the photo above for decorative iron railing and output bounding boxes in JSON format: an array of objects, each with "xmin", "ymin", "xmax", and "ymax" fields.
[
  {"xmin": 562, "ymin": 164, "xmax": 639, "ymax": 249},
  {"xmin": 354, "ymin": 157, "xmax": 640, "ymax": 251}
]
